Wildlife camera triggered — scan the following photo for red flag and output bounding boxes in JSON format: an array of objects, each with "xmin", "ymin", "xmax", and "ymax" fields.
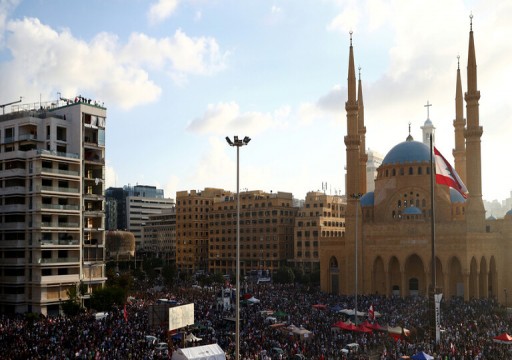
[
  {"xmin": 434, "ymin": 147, "xmax": 468, "ymax": 198},
  {"xmin": 124, "ymin": 304, "xmax": 128, "ymax": 322},
  {"xmin": 368, "ymin": 304, "xmax": 375, "ymax": 320}
]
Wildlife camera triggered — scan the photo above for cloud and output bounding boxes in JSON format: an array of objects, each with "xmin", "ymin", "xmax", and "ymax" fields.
[
  {"xmin": 298, "ymin": 85, "xmax": 344, "ymax": 125},
  {"xmin": 187, "ymin": 101, "xmax": 289, "ymax": 135},
  {"xmin": 148, "ymin": 0, "xmax": 180, "ymax": 25},
  {"xmin": 0, "ymin": 17, "xmax": 228, "ymax": 110},
  {"xmin": 105, "ymin": 162, "xmax": 119, "ymax": 189}
]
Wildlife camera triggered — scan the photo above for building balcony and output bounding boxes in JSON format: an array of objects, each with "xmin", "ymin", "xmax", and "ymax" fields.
[
  {"xmin": 0, "ymin": 186, "xmax": 26, "ymax": 195},
  {"xmin": 2, "ymin": 222, "xmax": 26, "ymax": 230},
  {"xmin": 41, "ymin": 186, "xmax": 80, "ymax": 194},
  {"xmin": 40, "ymin": 167, "xmax": 80, "ymax": 177},
  {"xmin": 0, "ymin": 240, "xmax": 26, "ymax": 248},
  {"xmin": 38, "ymin": 257, "xmax": 80, "ymax": 264},
  {"xmin": 0, "ymin": 204, "xmax": 27, "ymax": 213},
  {"xmin": 36, "ymin": 149, "xmax": 79, "ymax": 160},
  {"xmin": 18, "ymin": 134, "xmax": 39, "ymax": 141},
  {"xmin": 0, "ymin": 168, "xmax": 26, "ymax": 177},
  {"xmin": 41, "ymin": 204, "xmax": 80, "ymax": 211},
  {"xmin": 1, "ymin": 258, "xmax": 26, "ymax": 265},
  {"xmin": 40, "ymin": 222, "xmax": 80, "ymax": 229},
  {"xmin": 38, "ymin": 274, "xmax": 80, "ymax": 285},
  {"xmin": 0, "ymin": 294, "xmax": 26, "ymax": 302},
  {"xmin": 40, "ymin": 239, "xmax": 80, "ymax": 246},
  {"xmin": 2, "ymin": 276, "xmax": 26, "ymax": 284}
]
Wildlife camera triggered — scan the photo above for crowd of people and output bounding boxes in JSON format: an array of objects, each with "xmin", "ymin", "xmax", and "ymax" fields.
[{"xmin": 0, "ymin": 279, "xmax": 511, "ymax": 359}]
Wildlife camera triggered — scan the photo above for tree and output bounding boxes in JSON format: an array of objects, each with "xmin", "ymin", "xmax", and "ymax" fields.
[
  {"xmin": 273, "ymin": 266, "xmax": 295, "ymax": 284},
  {"xmin": 162, "ymin": 264, "xmax": 177, "ymax": 287},
  {"xmin": 90, "ymin": 286, "xmax": 126, "ymax": 312},
  {"xmin": 61, "ymin": 285, "xmax": 82, "ymax": 317}
]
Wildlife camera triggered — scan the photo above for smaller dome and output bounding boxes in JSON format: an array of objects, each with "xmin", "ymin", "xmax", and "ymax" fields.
[
  {"xmin": 424, "ymin": 118, "xmax": 433, "ymax": 126},
  {"xmin": 450, "ymin": 188, "xmax": 467, "ymax": 204},
  {"xmin": 505, "ymin": 209, "xmax": 512, "ymax": 220},
  {"xmin": 360, "ymin": 192, "xmax": 374, "ymax": 207},
  {"xmin": 403, "ymin": 206, "xmax": 422, "ymax": 215},
  {"xmin": 487, "ymin": 215, "xmax": 496, "ymax": 221}
]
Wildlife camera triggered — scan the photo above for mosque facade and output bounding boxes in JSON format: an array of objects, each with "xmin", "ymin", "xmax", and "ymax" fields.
[{"xmin": 319, "ymin": 19, "xmax": 512, "ymax": 305}]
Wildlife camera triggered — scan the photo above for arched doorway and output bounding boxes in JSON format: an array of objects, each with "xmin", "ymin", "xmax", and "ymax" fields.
[
  {"xmin": 448, "ymin": 256, "xmax": 464, "ymax": 298},
  {"xmin": 389, "ymin": 257, "xmax": 401, "ymax": 297},
  {"xmin": 373, "ymin": 256, "xmax": 386, "ymax": 295},
  {"xmin": 405, "ymin": 254, "xmax": 426, "ymax": 296},
  {"xmin": 479, "ymin": 256, "xmax": 488, "ymax": 298},
  {"xmin": 329, "ymin": 256, "xmax": 340, "ymax": 295},
  {"xmin": 469, "ymin": 257, "xmax": 478, "ymax": 299},
  {"xmin": 489, "ymin": 256, "xmax": 497, "ymax": 299}
]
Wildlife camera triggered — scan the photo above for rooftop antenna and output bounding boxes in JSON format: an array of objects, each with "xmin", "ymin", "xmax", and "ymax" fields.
[{"xmin": 1, "ymin": 97, "xmax": 23, "ymax": 115}]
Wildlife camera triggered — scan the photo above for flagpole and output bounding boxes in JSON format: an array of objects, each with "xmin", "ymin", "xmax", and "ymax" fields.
[{"xmin": 430, "ymin": 135, "xmax": 436, "ymax": 292}]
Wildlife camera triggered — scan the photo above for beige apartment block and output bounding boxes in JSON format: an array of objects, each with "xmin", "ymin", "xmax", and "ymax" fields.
[
  {"xmin": 294, "ymin": 191, "xmax": 346, "ymax": 274},
  {"xmin": 209, "ymin": 190, "xmax": 297, "ymax": 277},
  {"xmin": 176, "ymin": 188, "xmax": 232, "ymax": 274},
  {"xmin": 0, "ymin": 97, "xmax": 106, "ymax": 315}
]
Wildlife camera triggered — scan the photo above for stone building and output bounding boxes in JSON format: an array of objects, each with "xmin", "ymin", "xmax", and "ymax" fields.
[{"xmin": 320, "ymin": 19, "xmax": 512, "ymax": 304}]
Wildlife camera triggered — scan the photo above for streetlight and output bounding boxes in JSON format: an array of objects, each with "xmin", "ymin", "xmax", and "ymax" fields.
[
  {"xmin": 226, "ymin": 135, "xmax": 251, "ymax": 360},
  {"xmin": 351, "ymin": 193, "xmax": 362, "ymax": 325}
]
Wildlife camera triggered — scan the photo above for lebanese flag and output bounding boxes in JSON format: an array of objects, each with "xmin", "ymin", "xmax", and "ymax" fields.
[
  {"xmin": 368, "ymin": 304, "xmax": 375, "ymax": 321},
  {"xmin": 434, "ymin": 147, "xmax": 468, "ymax": 199}
]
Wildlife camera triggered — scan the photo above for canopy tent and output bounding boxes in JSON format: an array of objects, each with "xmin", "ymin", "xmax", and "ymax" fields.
[
  {"xmin": 493, "ymin": 332, "xmax": 512, "ymax": 344},
  {"xmin": 332, "ymin": 321, "xmax": 358, "ymax": 331},
  {"xmin": 274, "ymin": 310, "xmax": 288, "ymax": 318},
  {"xmin": 247, "ymin": 297, "xmax": 260, "ymax": 304},
  {"xmin": 171, "ymin": 344, "xmax": 225, "ymax": 360},
  {"xmin": 411, "ymin": 351, "xmax": 433, "ymax": 360},
  {"xmin": 337, "ymin": 308, "xmax": 382, "ymax": 318},
  {"xmin": 185, "ymin": 333, "xmax": 202, "ymax": 343},
  {"xmin": 312, "ymin": 304, "xmax": 327, "ymax": 310},
  {"xmin": 360, "ymin": 321, "xmax": 385, "ymax": 331}
]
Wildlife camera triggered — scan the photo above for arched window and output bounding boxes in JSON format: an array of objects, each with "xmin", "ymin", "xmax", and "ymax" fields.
[
  {"xmin": 386, "ymin": 169, "xmax": 389, "ymax": 177},
  {"xmin": 392, "ymin": 169, "xmax": 396, "ymax": 176},
  {"xmin": 398, "ymin": 200, "xmax": 402, "ymax": 208},
  {"xmin": 409, "ymin": 167, "xmax": 413, "ymax": 175},
  {"xmin": 427, "ymin": 167, "xmax": 430, "ymax": 175},
  {"xmin": 400, "ymin": 168, "xmax": 404, "ymax": 175},
  {"xmin": 418, "ymin": 167, "xmax": 422, "ymax": 175}
]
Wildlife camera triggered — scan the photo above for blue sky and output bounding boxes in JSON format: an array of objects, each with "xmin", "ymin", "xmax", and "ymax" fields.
[{"xmin": 1, "ymin": 0, "xmax": 511, "ymax": 202}]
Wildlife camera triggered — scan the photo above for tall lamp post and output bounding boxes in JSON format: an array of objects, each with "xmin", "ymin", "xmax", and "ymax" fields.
[
  {"xmin": 351, "ymin": 193, "xmax": 362, "ymax": 324},
  {"xmin": 226, "ymin": 135, "xmax": 251, "ymax": 360}
]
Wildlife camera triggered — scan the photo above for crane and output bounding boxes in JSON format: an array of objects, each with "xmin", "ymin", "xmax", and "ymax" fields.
[{"xmin": 1, "ymin": 97, "xmax": 23, "ymax": 115}]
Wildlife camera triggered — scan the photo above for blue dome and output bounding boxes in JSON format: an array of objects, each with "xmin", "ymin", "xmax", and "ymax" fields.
[
  {"xmin": 450, "ymin": 188, "xmax": 467, "ymax": 204},
  {"xmin": 507, "ymin": 209, "xmax": 512, "ymax": 215},
  {"xmin": 360, "ymin": 192, "xmax": 374, "ymax": 207},
  {"xmin": 403, "ymin": 206, "xmax": 422, "ymax": 215},
  {"xmin": 382, "ymin": 140, "xmax": 431, "ymax": 165}
]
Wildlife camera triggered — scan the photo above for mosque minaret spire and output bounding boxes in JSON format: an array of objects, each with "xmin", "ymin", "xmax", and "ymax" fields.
[
  {"xmin": 464, "ymin": 13, "xmax": 485, "ymax": 231},
  {"xmin": 357, "ymin": 66, "xmax": 368, "ymax": 195},
  {"xmin": 345, "ymin": 31, "xmax": 361, "ymax": 197},
  {"xmin": 453, "ymin": 55, "xmax": 467, "ymax": 185}
]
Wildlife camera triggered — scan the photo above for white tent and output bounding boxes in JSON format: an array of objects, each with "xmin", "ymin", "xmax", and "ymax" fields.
[{"xmin": 171, "ymin": 344, "xmax": 226, "ymax": 360}]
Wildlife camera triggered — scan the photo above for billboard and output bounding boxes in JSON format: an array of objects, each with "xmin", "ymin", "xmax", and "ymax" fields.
[{"xmin": 169, "ymin": 303, "xmax": 194, "ymax": 331}]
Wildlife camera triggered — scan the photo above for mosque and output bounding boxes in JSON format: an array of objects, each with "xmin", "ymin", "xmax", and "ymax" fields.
[{"xmin": 319, "ymin": 17, "xmax": 512, "ymax": 304}]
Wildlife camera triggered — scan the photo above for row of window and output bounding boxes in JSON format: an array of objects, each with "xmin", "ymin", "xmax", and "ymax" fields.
[{"xmin": 379, "ymin": 166, "xmax": 431, "ymax": 178}]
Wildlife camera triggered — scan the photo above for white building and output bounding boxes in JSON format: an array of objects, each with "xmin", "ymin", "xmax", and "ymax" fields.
[{"xmin": 0, "ymin": 96, "xmax": 107, "ymax": 315}]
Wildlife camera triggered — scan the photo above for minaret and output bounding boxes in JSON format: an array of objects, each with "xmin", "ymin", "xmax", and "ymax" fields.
[
  {"xmin": 344, "ymin": 31, "xmax": 361, "ymax": 295},
  {"xmin": 421, "ymin": 100, "xmax": 436, "ymax": 146},
  {"xmin": 357, "ymin": 67, "xmax": 368, "ymax": 195},
  {"xmin": 345, "ymin": 31, "xmax": 361, "ymax": 197},
  {"xmin": 464, "ymin": 14, "xmax": 485, "ymax": 231},
  {"xmin": 453, "ymin": 56, "xmax": 467, "ymax": 184}
]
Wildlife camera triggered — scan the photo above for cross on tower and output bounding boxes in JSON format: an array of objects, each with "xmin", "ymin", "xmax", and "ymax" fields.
[{"xmin": 424, "ymin": 100, "xmax": 432, "ymax": 119}]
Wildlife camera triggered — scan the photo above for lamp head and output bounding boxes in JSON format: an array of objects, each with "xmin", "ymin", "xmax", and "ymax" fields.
[
  {"xmin": 225, "ymin": 136, "xmax": 234, "ymax": 146},
  {"xmin": 243, "ymin": 136, "xmax": 251, "ymax": 144}
]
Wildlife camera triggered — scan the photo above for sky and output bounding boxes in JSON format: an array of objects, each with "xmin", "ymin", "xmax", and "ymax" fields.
[{"xmin": 1, "ymin": 0, "xmax": 511, "ymax": 203}]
